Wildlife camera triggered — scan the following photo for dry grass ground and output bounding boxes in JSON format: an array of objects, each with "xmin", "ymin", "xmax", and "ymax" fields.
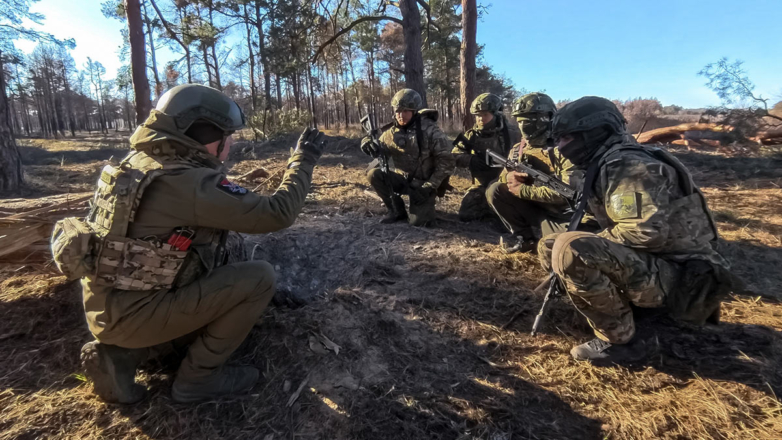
[{"xmin": 1, "ymin": 132, "xmax": 781, "ymax": 439}]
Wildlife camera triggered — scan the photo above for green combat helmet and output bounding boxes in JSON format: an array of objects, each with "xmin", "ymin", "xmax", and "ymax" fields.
[
  {"xmin": 391, "ymin": 88, "xmax": 423, "ymax": 112},
  {"xmin": 551, "ymin": 96, "xmax": 626, "ymax": 143},
  {"xmin": 156, "ymin": 84, "xmax": 246, "ymax": 134},
  {"xmin": 470, "ymin": 93, "xmax": 503, "ymax": 114},
  {"xmin": 512, "ymin": 92, "xmax": 557, "ymax": 144},
  {"xmin": 511, "ymin": 92, "xmax": 556, "ymax": 119}
]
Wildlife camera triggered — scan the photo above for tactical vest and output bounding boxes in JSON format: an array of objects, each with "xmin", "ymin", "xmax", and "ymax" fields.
[{"xmin": 52, "ymin": 151, "xmax": 217, "ymax": 291}]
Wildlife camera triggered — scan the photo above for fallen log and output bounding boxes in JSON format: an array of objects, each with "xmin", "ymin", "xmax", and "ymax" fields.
[
  {"xmin": 635, "ymin": 123, "xmax": 733, "ymax": 144},
  {"xmin": 0, "ymin": 193, "xmax": 91, "ymax": 262},
  {"xmin": 752, "ymin": 127, "xmax": 782, "ymax": 145}
]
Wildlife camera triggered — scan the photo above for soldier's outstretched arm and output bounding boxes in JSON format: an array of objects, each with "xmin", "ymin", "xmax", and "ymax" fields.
[
  {"xmin": 596, "ymin": 156, "xmax": 679, "ymax": 250},
  {"xmin": 190, "ymin": 128, "xmax": 326, "ymax": 234}
]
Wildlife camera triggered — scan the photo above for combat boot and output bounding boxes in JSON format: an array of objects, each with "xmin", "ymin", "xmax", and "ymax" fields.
[
  {"xmin": 80, "ymin": 341, "xmax": 148, "ymax": 404},
  {"xmin": 570, "ymin": 337, "xmax": 648, "ymax": 365},
  {"xmin": 171, "ymin": 366, "xmax": 259, "ymax": 403},
  {"xmin": 502, "ymin": 236, "xmax": 537, "ymax": 254},
  {"xmin": 380, "ymin": 196, "xmax": 408, "ymax": 224}
]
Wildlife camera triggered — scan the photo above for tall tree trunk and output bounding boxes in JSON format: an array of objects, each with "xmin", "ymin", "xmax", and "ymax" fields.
[
  {"xmin": 0, "ymin": 51, "xmax": 24, "ymax": 193},
  {"xmin": 60, "ymin": 64, "xmax": 76, "ymax": 136},
  {"xmin": 127, "ymin": 0, "xmax": 152, "ymax": 124},
  {"xmin": 399, "ymin": 0, "xmax": 427, "ymax": 106},
  {"xmin": 254, "ymin": 3, "xmax": 272, "ymax": 111},
  {"xmin": 243, "ymin": 3, "xmax": 257, "ymax": 111},
  {"xmin": 307, "ymin": 61, "xmax": 317, "ymax": 126},
  {"xmin": 141, "ymin": 0, "xmax": 162, "ymax": 96},
  {"xmin": 460, "ymin": 0, "xmax": 477, "ymax": 130}
]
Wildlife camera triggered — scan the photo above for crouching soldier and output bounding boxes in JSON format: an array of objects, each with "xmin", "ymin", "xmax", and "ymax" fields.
[
  {"xmin": 51, "ymin": 84, "xmax": 327, "ymax": 403},
  {"xmin": 452, "ymin": 93, "xmax": 515, "ymax": 222},
  {"xmin": 539, "ymin": 96, "xmax": 734, "ymax": 364},
  {"xmin": 361, "ymin": 88, "xmax": 454, "ymax": 226},
  {"xmin": 486, "ymin": 92, "xmax": 581, "ymax": 253}
]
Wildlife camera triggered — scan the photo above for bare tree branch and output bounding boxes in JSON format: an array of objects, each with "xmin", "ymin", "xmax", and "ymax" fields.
[
  {"xmin": 311, "ymin": 15, "xmax": 403, "ymax": 63},
  {"xmin": 148, "ymin": 0, "xmax": 187, "ymax": 51}
]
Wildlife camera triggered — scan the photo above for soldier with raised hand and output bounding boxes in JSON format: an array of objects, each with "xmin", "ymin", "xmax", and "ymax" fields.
[
  {"xmin": 486, "ymin": 92, "xmax": 581, "ymax": 253},
  {"xmin": 53, "ymin": 84, "xmax": 328, "ymax": 404},
  {"xmin": 452, "ymin": 93, "xmax": 516, "ymax": 221},
  {"xmin": 539, "ymin": 96, "xmax": 733, "ymax": 364},
  {"xmin": 361, "ymin": 88, "xmax": 455, "ymax": 226}
]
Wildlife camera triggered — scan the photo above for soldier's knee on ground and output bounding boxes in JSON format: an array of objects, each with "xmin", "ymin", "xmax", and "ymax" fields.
[
  {"xmin": 550, "ymin": 231, "xmax": 607, "ymax": 286},
  {"xmin": 459, "ymin": 187, "xmax": 490, "ymax": 222},
  {"xmin": 408, "ymin": 197, "xmax": 436, "ymax": 226},
  {"xmin": 537, "ymin": 232, "xmax": 563, "ymax": 271}
]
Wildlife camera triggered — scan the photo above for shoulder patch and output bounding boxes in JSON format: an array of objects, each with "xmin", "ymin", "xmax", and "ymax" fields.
[
  {"xmin": 217, "ymin": 178, "xmax": 248, "ymax": 195},
  {"xmin": 609, "ymin": 192, "xmax": 642, "ymax": 219}
]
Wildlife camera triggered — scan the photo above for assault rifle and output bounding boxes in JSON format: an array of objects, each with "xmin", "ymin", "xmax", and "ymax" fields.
[
  {"xmin": 360, "ymin": 112, "xmax": 389, "ymax": 175},
  {"xmin": 484, "ymin": 149, "xmax": 576, "ymax": 200}
]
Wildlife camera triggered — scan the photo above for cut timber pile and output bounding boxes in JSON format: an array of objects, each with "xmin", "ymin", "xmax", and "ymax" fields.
[
  {"xmin": 752, "ymin": 126, "xmax": 782, "ymax": 145},
  {"xmin": 635, "ymin": 123, "xmax": 733, "ymax": 145},
  {"xmin": 0, "ymin": 192, "xmax": 91, "ymax": 265}
]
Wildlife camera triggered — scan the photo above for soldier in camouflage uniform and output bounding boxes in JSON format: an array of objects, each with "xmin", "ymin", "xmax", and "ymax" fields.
[
  {"xmin": 486, "ymin": 93, "xmax": 581, "ymax": 253},
  {"xmin": 54, "ymin": 84, "xmax": 327, "ymax": 403},
  {"xmin": 539, "ymin": 96, "xmax": 731, "ymax": 363},
  {"xmin": 452, "ymin": 93, "xmax": 516, "ymax": 221},
  {"xmin": 361, "ymin": 89, "xmax": 455, "ymax": 226}
]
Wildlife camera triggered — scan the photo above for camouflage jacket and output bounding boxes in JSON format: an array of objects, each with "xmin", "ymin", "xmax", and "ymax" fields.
[
  {"xmin": 452, "ymin": 115, "xmax": 513, "ymax": 169},
  {"xmin": 378, "ymin": 110, "xmax": 454, "ymax": 188},
  {"xmin": 589, "ymin": 135, "xmax": 724, "ymax": 264},
  {"xmin": 500, "ymin": 139, "xmax": 582, "ymax": 206}
]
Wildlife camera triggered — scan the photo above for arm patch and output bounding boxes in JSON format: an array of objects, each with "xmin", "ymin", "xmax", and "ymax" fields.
[
  {"xmin": 217, "ymin": 178, "xmax": 248, "ymax": 195},
  {"xmin": 609, "ymin": 192, "xmax": 642, "ymax": 219}
]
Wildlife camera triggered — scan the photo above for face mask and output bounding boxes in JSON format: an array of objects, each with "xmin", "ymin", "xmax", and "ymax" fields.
[
  {"xmin": 556, "ymin": 134, "xmax": 594, "ymax": 166},
  {"xmin": 519, "ymin": 115, "xmax": 550, "ymax": 146}
]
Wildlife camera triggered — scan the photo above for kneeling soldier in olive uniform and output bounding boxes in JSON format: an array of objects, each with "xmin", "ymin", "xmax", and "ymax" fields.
[
  {"xmin": 539, "ymin": 96, "xmax": 733, "ymax": 364},
  {"xmin": 51, "ymin": 84, "xmax": 327, "ymax": 403},
  {"xmin": 452, "ymin": 93, "xmax": 515, "ymax": 222},
  {"xmin": 361, "ymin": 89, "xmax": 454, "ymax": 226},
  {"xmin": 486, "ymin": 93, "xmax": 581, "ymax": 253}
]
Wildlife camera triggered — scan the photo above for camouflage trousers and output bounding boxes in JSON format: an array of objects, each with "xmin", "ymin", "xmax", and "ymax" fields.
[
  {"xmin": 538, "ymin": 232, "xmax": 679, "ymax": 344},
  {"xmin": 368, "ymin": 168, "xmax": 436, "ymax": 226},
  {"xmin": 485, "ymin": 181, "xmax": 571, "ymax": 240},
  {"xmin": 458, "ymin": 168, "xmax": 502, "ymax": 222}
]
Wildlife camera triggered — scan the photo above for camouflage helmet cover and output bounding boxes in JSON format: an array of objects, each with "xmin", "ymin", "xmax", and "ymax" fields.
[
  {"xmin": 391, "ymin": 88, "xmax": 423, "ymax": 112},
  {"xmin": 155, "ymin": 84, "xmax": 246, "ymax": 133},
  {"xmin": 512, "ymin": 92, "xmax": 556, "ymax": 118},
  {"xmin": 551, "ymin": 96, "xmax": 626, "ymax": 140},
  {"xmin": 470, "ymin": 93, "xmax": 503, "ymax": 114}
]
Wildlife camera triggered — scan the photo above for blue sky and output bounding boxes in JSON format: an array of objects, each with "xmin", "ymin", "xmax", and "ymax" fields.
[{"xmin": 17, "ymin": 0, "xmax": 781, "ymax": 108}]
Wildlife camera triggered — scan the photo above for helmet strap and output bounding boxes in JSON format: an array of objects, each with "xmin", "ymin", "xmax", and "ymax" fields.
[{"xmin": 216, "ymin": 135, "xmax": 228, "ymax": 158}]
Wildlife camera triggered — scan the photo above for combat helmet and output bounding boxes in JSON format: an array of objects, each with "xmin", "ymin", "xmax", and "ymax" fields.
[
  {"xmin": 156, "ymin": 84, "xmax": 246, "ymax": 134},
  {"xmin": 391, "ymin": 89, "xmax": 423, "ymax": 112},
  {"xmin": 511, "ymin": 92, "xmax": 556, "ymax": 118},
  {"xmin": 470, "ymin": 93, "xmax": 503, "ymax": 114},
  {"xmin": 551, "ymin": 96, "xmax": 626, "ymax": 142}
]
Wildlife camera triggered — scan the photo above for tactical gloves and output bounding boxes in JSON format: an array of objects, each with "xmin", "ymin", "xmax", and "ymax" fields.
[
  {"xmin": 360, "ymin": 136, "xmax": 380, "ymax": 157},
  {"xmin": 295, "ymin": 127, "xmax": 328, "ymax": 158}
]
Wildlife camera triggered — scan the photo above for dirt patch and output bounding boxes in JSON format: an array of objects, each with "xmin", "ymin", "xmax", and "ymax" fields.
[{"xmin": 1, "ymin": 134, "xmax": 781, "ymax": 439}]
